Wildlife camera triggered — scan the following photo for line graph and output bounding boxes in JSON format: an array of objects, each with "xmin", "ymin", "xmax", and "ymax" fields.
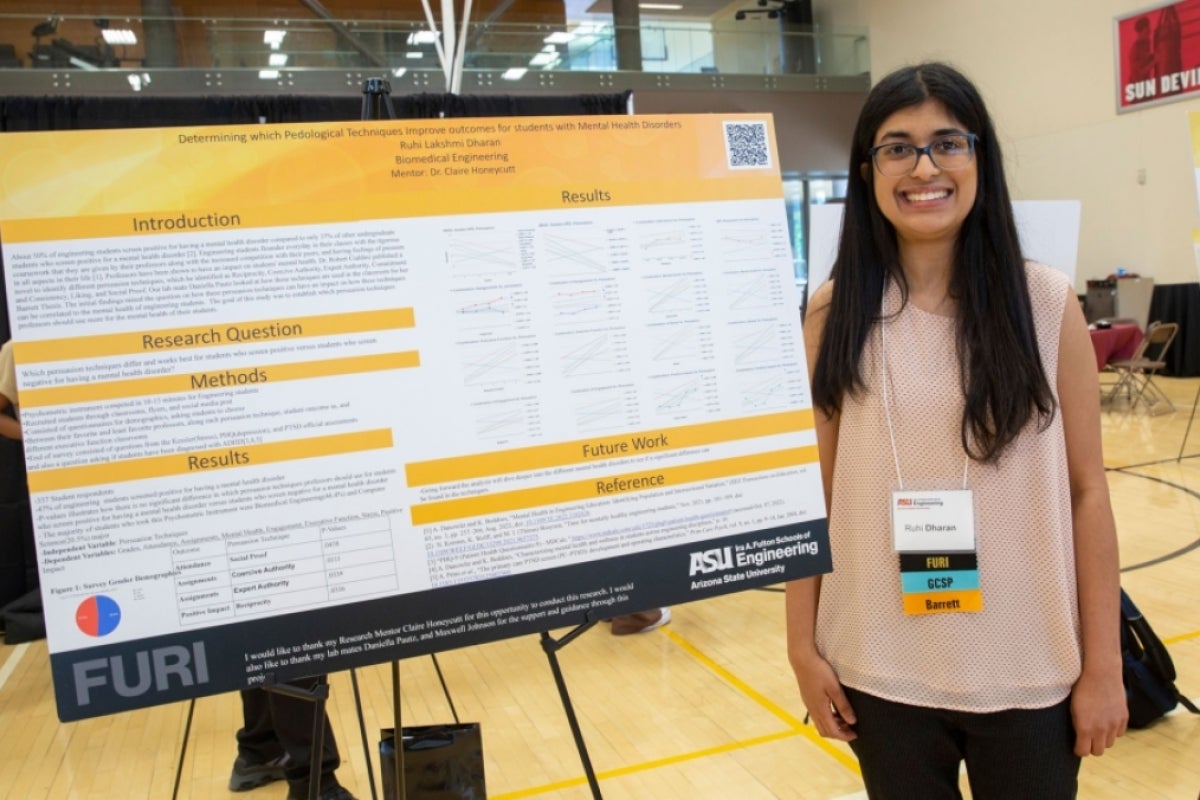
[
  {"xmin": 732, "ymin": 322, "xmax": 788, "ymax": 366},
  {"xmin": 457, "ymin": 294, "xmax": 512, "ymax": 316},
  {"xmin": 718, "ymin": 225, "xmax": 776, "ymax": 262},
  {"xmin": 460, "ymin": 340, "xmax": 535, "ymax": 386},
  {"xmin": 573, "ymin": 386, "xmax": 639, "ymax": 433},
  {"xmin": 476, "ymin": 404, "xmax": 527, "ymax": 438},
  {"xmin": 725, "ymin": 269, "xmax": 787, "ymax": 311},
  {"xmin": 648, "ymin": 323, "xmax": 714, "ymax": 366},
  {"xmin": 453, "ymin": 287, "xmax": 532, "ymax": 333},
  {"xmin": 543, "ymin": 230, "xmax": 613, "ymax": 275},
  {"xmin": 643, "ymin": 275, "xmax": 709, "ymax": 317},
  {"xmin": 446, "ymin": 231, "xmax": 520, "ymax": 276},
  {"xmin": 473, "ymin": 397, "xmax": 541, "ymax": 442},
  {"xmin": 739, "ymin": 368, "xmax": 805, "ymax": 411},
  {"xmin": 550, "ymin": 284, "xmax": 620, "ymax": 326},
  {"xmin": 557, "ymin": 331, "xmax": 630, "ymax": 379},
  {"xmin": 637, "ymin": 224, "xmax": 701, "ymax": 265},
  {"xmin": 651, "ymin": 371, "xmax": 719, "ymax": 419}
]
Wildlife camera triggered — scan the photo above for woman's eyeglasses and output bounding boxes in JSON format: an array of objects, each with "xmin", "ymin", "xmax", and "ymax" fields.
[{"xmin": 868, "ymin": 133, "xmax": 977, "ymax": 177}]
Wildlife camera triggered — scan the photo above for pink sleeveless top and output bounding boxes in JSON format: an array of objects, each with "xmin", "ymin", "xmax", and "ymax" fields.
[{"xmin": 816, "ymin": 262, "xmax": 1080, "ymax": 711}]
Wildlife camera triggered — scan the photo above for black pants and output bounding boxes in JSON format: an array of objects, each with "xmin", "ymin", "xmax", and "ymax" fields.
[
  {"xmin": 844, "ymin": 686, "xmax": 1080, "ymax": 800},
  {"xmin": 0, "ymin": 435, "xmax": 36, "ymax": 608},
  {"xmin": 237, "ymin": 676, "xmax": 341, "ymax": 793}
]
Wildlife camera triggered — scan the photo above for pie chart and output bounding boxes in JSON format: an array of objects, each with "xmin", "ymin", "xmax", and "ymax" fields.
[{"xmin": 76, "ymin": 595, "xmax": 122, "ymax": 637}]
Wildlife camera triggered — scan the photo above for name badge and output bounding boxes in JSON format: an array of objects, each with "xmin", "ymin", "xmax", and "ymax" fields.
[{"xmin": 891, "ymin": 489, "xmax": 975, "ymax": 553}]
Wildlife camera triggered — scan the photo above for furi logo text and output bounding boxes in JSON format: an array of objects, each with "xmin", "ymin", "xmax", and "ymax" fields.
[{"xmin": 72, "ymin": 642, "xmax": 210, "ymax": 706}]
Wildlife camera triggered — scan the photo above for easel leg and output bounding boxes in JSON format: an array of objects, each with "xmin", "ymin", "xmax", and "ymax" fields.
[
  {"xmin": 430, "ymin": 653, "xmax": 460, "ymax": 724},
  {"xmin": 309, "ymin": 684, "xmax": 328, "ymax": 800},
  {"xmin": 540, "ymin": 624, "xmax": 603, "ymax": 800},
  {"xmin": 391, "ymin": 661, "xmax": 406, "ymax": 800},
  {"xmin": 1179, "ymin": 381, "xmax": 1200, "ymax": 461},
  {"xmin": 262, "ymin": 678, "xmax": 331, "ymax": 800},
  {"xmin": 171, "ymin": 698, "xmax": 196, "ymax": 800},
  {"xmin": 350, "ymin": 668, "xmax": 379, "ymax": 800}
]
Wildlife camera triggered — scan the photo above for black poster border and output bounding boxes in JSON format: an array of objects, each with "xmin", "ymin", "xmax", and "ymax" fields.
[{"xmin": 51, "ymin": 519, "xmax": 828, "ymax": 721}]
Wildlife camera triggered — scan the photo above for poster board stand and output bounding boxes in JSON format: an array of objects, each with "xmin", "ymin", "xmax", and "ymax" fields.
[
  {"xmin": 541, "ymin": 622, "xmax": 604, "ymax": 800},
  {"xmin": 356, "ymin": 72, "xmax": 605, "ymax": 799},
  {"xmin": 391, "ymin": 662, "xmax": 405, "ymax": 800},
  {"xmin": 359, "ymin": 75, "xmax": 408, "ymax": 800},
  {"xmin": 351, "ymin": 668, "xmax": 381, "ymax": 800},
  {"xmin": 170, "ymin": 699, "xmax": 197, "ymax": 800},
  {"xmin": 169, "ymin": 671, "xmax": 379, "ymax": 800},
  {"xmin": 1177, "ymin": 384, "xmax": 1200, "ymax": 461},
  {"xmin": 268, "ymin": 677, "xmax": 331, "ymax": 800},
  {"xmin": 169, "ymin": 677, "xmax": 344, "ymax": 800}
]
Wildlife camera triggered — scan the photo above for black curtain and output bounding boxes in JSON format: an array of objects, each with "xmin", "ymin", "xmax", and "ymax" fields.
[
  {"xmin": 1147, "ymin": 282, "xmax": 1200, "ymax": 377},
  {"xmin": 0, "ymin": 91, "xmax": 632, "ymax": 133}
]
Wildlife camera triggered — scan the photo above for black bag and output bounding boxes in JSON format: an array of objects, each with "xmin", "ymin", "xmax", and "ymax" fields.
[
  {"xmin": 0, "ymin": 588, "xmax": 44, "ymax": 644},
  {"xmin": 380, "ymin": 723, "xmax": 486, "ymax": 800},
  {"xmin": 1120, "ymin": 589, "xmax": 1198, "ymax": 728}
]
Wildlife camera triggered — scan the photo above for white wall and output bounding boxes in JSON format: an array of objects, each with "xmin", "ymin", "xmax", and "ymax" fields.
[{"xmin": 859, "ymin": 0, "xmax": 1200, "ymax": 290}]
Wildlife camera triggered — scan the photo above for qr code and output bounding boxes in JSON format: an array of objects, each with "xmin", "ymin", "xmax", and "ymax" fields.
[{"xmin": 723, "ymin": 121, "xmax": 770, "ymax": 169}]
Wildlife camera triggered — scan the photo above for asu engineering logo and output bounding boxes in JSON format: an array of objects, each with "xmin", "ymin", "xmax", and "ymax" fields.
[
  {"xmin": 688, "ymin": 546, "xmax": 734, "ymax": 576},
  {"xmin": 896, "ymin": 497, "xmax": 944, "ymax": 509}
]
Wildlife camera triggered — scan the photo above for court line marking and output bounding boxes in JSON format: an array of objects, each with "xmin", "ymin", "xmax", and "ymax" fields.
[
  {"xmin": 1110, "ymin": 468, "xmax": 1200, "ymax": 571},
  {"xmin": 491, "ymin": 729, "xmax": 801, "ymax": 800},
  {"xmin": 663, "ymin": 627, "xmax": 860, "ymax": 774},
  {"xmin": 1164, "ymin": 629, "xmax": 1200, "ymax": 645},
  {"xmin": 489, "ymin": 626, "xmax": 860, "ymax": 800},
  {"xmin": 0, "ymin": 643, "xmax": 29, "ymax": 693}
]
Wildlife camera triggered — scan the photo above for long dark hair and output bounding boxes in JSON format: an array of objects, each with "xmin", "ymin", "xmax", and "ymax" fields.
[{"xmin": 812, "ymin": 62, "xmax": 1055, "ymax": 463}]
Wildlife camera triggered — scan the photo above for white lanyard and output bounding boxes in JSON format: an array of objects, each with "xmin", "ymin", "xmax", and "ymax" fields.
[{"xmin": 879, "ymin": 286, "xmax": 969, "ymax": 491}]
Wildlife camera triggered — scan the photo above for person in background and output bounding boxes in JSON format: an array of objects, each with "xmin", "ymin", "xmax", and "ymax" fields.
[
  {"xmin": 787, "ymin": 62, "xmax": 1126, "ymax": 799},
  {"xmin": 609, "ymin": 607, "xmax": 670, "ymax": 636},
  {"xmin": 231, "ymin": 677, "xmax": 357, "ymax": 800},
  {"xmin": 0, "ymin": 340, "xmax": 20, "ymax": 441}
]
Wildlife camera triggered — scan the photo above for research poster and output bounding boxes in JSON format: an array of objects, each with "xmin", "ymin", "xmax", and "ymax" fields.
[{"xmin": 0, "ymin": 113, "xmax": 830, "ymax": 721}]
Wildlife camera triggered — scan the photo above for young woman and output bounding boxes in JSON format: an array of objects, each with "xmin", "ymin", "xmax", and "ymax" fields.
[{"xmin": 786, "ymin": 62, "xmax": 1127, "ymax": 799}]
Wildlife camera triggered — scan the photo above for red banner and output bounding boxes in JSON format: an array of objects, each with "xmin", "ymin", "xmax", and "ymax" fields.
[{"xmin": 1116, "ymin": 0, "xmax": 1200, "ymax": 111}]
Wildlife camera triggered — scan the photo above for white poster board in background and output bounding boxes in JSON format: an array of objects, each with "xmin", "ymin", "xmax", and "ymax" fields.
[
  {"xmin": 806, "ymin": 203, "xmax": 845, "ymax": 300},
  {"xmin": 1012, "ymin": 201, "xmax": 1082, "ymax": 286},
  {"xmin": 805, "ymin": 200, "xmax": 1083, "ymax": 298}
]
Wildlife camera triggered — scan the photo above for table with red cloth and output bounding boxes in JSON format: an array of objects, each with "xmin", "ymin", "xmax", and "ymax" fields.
[{"xmin": 1089, "ymin": 323, "xmax": 1143, "ymax": 371}]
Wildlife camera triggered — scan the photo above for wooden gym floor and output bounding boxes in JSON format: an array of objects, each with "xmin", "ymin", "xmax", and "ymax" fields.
[{"xmin": 1, "ymin": 377, "xmax": 1198, "ymax": 800}]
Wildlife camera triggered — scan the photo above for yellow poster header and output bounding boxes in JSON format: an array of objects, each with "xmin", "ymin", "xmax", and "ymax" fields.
[
  {"xmin": 406, "ymin": 409, "xmax": 813, "ymax": 486},
  {"xmin": 28, "ymin": 428, "xmax": 394, "ymax": 493},
  {"xmin": 0, "ymin": 114, "xmax": 782, "ymax": 243},
  {"xmin": 13, "ymin": 308, "xmax": 414, "ymax": 363}
]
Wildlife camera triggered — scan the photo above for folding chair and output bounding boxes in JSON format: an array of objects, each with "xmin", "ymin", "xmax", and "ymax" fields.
[
  {"xmin": 1095, "ymin": 319, "xmax": 1143, "ymax": 399},
  {"xmin": 1106, "ymin": 321, "xmax": 1179, "ymax": 413}
]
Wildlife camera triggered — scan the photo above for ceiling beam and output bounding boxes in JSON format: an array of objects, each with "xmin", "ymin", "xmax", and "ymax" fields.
[{"xmin": 295, "ymin": 0, "xmax": 387, "ymax": 67}]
